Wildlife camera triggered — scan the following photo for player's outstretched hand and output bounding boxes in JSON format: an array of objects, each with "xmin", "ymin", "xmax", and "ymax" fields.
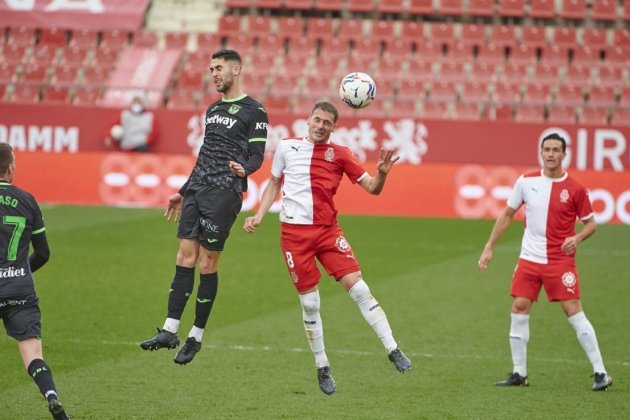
[
  {"xmin": 478, "ymin": 247, "xmax": 492, "ymax": 273},
  {"xmin": 376, "ymin": 148, "xmax": 400, "ymax": 175},
  {"xmin": 165, "ymin": 193, "xmax": 183, "ymax": 222},
  {"xmin": 243, "ymin": 215, "xmax": 261, "ymax": 233},
  {"xmin": 229, "ymin": 161, "xmax": 245, "ymax": 178}
]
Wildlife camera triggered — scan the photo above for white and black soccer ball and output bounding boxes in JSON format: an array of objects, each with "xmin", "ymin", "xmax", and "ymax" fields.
[
  {"xmin": 110, "ymin": 124, "xmax": 124, "ymax": 140},
  {"xmin": 339, "ymin": 72, "xmax": 376, "ymax": 109}
]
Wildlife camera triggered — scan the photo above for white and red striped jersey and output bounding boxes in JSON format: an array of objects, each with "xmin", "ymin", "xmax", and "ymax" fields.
[
  {"xmin": 271, "ymin": 137, "xmax": 367, "ymax": 225},
  {"xmin": 507, "ymin": 170, "xmax": 593, "ymax": 264}
]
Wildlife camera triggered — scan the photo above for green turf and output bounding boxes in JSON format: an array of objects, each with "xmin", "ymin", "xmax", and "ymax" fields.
[{"xmin": 1, "ymin": 206, "xmax": 628, "ymax": 419}]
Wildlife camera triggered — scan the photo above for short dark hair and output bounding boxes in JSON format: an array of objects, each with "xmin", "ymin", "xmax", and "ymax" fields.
[
  {"xmin": 0, "ymin": 143, "xmax": 14, "ymax": 174},
  {"xmin": 541, "ymin": 132, "xmax": 566, "ymax": 153},
  {"xmin": 311, "ymin": 101, "xmax": 339, "ymax": 123},
  {"xmin": 212, "ymin": 49, "xmax": 242, "ymax": 65}
]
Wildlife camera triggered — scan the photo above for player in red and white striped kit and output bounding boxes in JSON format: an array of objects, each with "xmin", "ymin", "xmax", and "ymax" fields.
[
  {"xmin": 243, "ymin": 101, "xmax": 411, "ymax": 395},
  {"xmin": 479, "ymin": 133, "xmax": 612, "ymax": 391}
]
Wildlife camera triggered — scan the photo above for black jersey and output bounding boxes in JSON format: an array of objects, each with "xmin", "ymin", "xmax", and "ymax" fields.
[
  {"xmin": 0, "ymin": 182, "xmax": 44, "ymax": 298},
  {"xmin": 186, "ymin": 94, "xmax": 268, "ymax": 193}
]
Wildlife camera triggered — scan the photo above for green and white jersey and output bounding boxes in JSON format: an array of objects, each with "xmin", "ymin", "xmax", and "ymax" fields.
[{"xmin": 0, "ymin": 182, "xmax": 44, "ymax": 298}]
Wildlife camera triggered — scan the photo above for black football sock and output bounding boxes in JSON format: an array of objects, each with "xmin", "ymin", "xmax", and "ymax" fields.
[
  {"xmin": 194, "ymin": 272, "xmax": 218, "ymax": 329},
  {"xmin": 27, "ymin": 359, "xmax": 58, "ymax": 402},
  {"xmin": 167, "ymin": 265, "xmax": 195, "ymax": 319}
]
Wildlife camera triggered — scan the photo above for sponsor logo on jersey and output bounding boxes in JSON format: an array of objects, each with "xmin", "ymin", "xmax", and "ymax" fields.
[
  {"xmin": 200, "ymin": 217, "xmax": 219, "ymax": 233},
  {"xmin": 0, "ymin": 298, "xmax": 28, "ymax": 308},
  {"xmin": 255, "ymin": 122, "xmax": 268, "ymax": 130},
  {"xmin": 228, "ymin": 104, "xmax": 241, "ymax": 115},
  {"xmin": 324, "ymin": 147, "xmax": 335, "ymax": 162},
  {"xmin": 560, "ymin": 189, "xmax": 570, "ymax": 203},
  {"xmin": 206, "ymin": 114, "xmax": 237, "ymax": 129},
  {"xmin": 0, "ymin": 267, "xmax": 26, "ymax": 278}
]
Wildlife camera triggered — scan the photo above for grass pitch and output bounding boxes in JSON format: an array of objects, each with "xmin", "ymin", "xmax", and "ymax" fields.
[{"xmin": 1, "ymin": 205, "xmax": 628, "ymax": 419}]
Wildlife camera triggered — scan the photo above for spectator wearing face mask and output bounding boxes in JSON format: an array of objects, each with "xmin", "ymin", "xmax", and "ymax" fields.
[{"xmin": 105, "ymin": 96, "xmax": 158, "ymax": 152}]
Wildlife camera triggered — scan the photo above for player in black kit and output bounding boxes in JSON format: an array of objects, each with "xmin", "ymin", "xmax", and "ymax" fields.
[
  {"xmin": 0, "ymin": 143, "xmax": 69, "ymax": 420},
  {"xmin": 141, "ymin": 49, "xmax": 268, "ymax": 364}
]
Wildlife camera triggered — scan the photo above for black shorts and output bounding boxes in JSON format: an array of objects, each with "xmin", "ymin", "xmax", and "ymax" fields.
[
  {"xmin": 177, "ymin": 186, "xmax": 243, "ymax": 251},
  {"xmin": 0, "ymin": 295, "xmax": 41, "ymax": 340}
]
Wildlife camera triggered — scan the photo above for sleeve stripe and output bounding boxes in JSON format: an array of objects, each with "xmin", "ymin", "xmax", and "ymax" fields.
[
  {"xmin": 33, "ymin": 227, "xmax": 46, "ymax": 234},
  {"xmin": 249, "ymin": 137, "xmax": 267, "ymax": 143}
]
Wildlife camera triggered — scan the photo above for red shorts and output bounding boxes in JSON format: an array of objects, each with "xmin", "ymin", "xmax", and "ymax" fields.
[
  {"xmin": 280, "ymin": 223, "xmax": 361, "ymax": 293},
  {"xmin": 511, "ymin": 258, "xmax": 581, "ymax": 302}
]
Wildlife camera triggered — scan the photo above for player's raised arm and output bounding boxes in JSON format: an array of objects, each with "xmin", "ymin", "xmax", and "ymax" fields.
[{"xmin": 358, "ymin": 148, "xmax": 400, "ymax": 195}]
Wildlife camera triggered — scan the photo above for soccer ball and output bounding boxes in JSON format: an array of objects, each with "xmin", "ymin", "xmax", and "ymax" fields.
[
  {"xmin": 110, "ymin": 124, "xmax": 123, "ymax": 140},
  {"xmin": 339, "ymin": 72, "xmax": 376, "ymax": 109}
]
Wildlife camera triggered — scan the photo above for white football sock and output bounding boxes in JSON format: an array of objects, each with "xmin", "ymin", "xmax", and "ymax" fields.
[
  {"xmin": 509, "ymin": 313, "xmax": 529, "ymax": 377},
  {"xmin": 568, "ymin": 311, "xmax": 606, "ymax": 373},
  {"xmin": 299, "ymin": 290, "xmax": 329, "ymax": 368},
  {"xmin": 348, "ymin": 280, "xmax": 397, "ymax": 352},
  {"xmin": 163, "ymin": 317, "xmax": 180, "ymax": 334},
  {"xmin": 188, "ymin": 325, "xmax": 204, "ymax": 343}
]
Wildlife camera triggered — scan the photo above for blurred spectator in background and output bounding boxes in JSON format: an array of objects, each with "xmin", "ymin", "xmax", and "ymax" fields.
[{"xmin": 105, "ymin": 96, "xmax": 158, "ymax": 152}]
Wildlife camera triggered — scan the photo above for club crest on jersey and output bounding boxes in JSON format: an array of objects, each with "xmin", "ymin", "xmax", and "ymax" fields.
[
  {"xmin": 228, "ymin": 104, "xmax": 241, "ymax": 115},
  {"xmin": 562, "ymin": 272, "xmax": 577, "ymax": 288},
  {"xmin": 560, "ymin": 189, "xmax": 569, "ymax": 203},
  {"xmin": 324, "ymin": 147, "xmax": 335, "ymax": 162},
  {"xmin": 336, "ymin": 236, "xmax": 351, "ymax": 253}
]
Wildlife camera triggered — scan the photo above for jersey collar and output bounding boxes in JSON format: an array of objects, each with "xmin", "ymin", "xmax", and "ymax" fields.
[
  {"xmin": 221, "ymin": 94, "xmax": 247, "ymax": 103},
  {"xmin": 540, "ymin": 169, "xmax": 568, "ymax": 182}
]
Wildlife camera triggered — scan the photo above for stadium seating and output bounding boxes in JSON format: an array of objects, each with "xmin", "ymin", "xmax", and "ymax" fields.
[
  {"xmin": 528, "ymin": 0, "xmax": 556, "ymax": 20},
  {"xmin": 591, "ymin": 0, "xmax": 617, "ymax": 22},
  {"xmin": 41, "ymin": 85, "xmax": 71, "ymax": 105},
  {"xmin": 166, "ymin": 89, "xmax": 199, "ymax": 110},
  {"xmin": 514, "ymin": 104, "xmax": 545, "ymax": 122},
  {"xmin": 579, "ymin": 106, "xmax": 609, "ymax": 125},
  {"xmin": 559, "ymin": 0, "xmax": 587, "ymax": 21}
]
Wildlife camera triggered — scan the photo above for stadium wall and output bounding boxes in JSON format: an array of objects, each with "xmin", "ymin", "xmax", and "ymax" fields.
[{"xmin": 2, "ymin": 103, "xmax": 629, "ymax": 224}]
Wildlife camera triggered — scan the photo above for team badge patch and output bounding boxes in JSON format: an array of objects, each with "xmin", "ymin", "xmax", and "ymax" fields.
[
  {"xmin": 228, "ymin": 104, "xmax": 241, "ymax": 115},
  {"xmin": 562, "ymin": 271, "xmax": 577, "ymax": 288},
  {"xmin": 335, "ymin": 236, "xmax": 351, "ymax": 252},
  {"xmin": 560, "ymin": 189, "xmax": 569, "ymax": 203},
  {"xmin": 324, "ymin": 147, "xmax": 335, "ymax": 162}
]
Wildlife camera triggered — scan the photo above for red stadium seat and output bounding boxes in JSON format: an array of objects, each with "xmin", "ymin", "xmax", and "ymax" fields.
[
  {"xmin": 620, "ymin": 86, "xmax": 630, "ymax": 107},
  {"xmin": 604, "ymin": 46, "xmax": 630, "ymax": 68},
  {"xmin": 282, "ymin": 0, "xmax": 313, "ymax": 10},
  {"xmin": 563, "ymin": 63, "xmax": 593, "ymax": 85},
  {"xmin": 392, "ymin": 100, "xmax": 419, "ymax": 117},
  {"xmin": 218, "ymin": 16, "xmax": 243, "ymax": 38},
  {"xmin": 407, "ymin": 0, "xmax": 434, "ymax": 16},
  {"xmin": 257, "ymin": 35, "xmax": 285, "ymax": 55},
  {"xmin": 39, "ymin": 27, "xmax": 68, "ymax": 49},
  {"xmin": 287, "ymin": 36, "xmax": 318, "ymax": 58},
  {"xmin": 498, "ymin": 0, "xmax": 525, "ymax": 18},
  {"xmin": 430, "ymin": 23, "xmax": 456, "ymax": 44},
  {"xmin": 421, "ymin": 101, "xmax": 449, "ymax": 119},
  {"xmin": 370, "ymin": 20, "xmax": 395, "ymax": 43},
  {"xmin": 509, "ymin": 44, "xmax": 538, "ymax": 65},
  {"xmin": 460, "ymin": 81, "xmax": 489, "ymax": 103},
  {"xmin": 540, "ymin": 44, "xmax": 569, "ymax": 65},
  {"xmin": 269, "ymin": 73, "xmax": 299, "ymax": 96},
  {"xmin": 241, "ymin": 73, "xmax": 268, "ymax": 97},
  {"xmin": 60, "ymin": 46, "xmax": 89, "ymax": 68},
  {"xmin": 528, "ymin": 0, "xmax": 556, "ymax": 19},
  {"xmin": 72, "ymin": 86, "xmax": 101, "ymax": 106},
  {"xmin": 263, "ymin": 94, "xmax": 292, "ymax": 114},
  {"xmin": 352, "ymin": 38, "xmax": 380, "ymax": 59},
  {"xmin": 185, "ymin": 51, "xmax": 211, "ymax": 71},
  {"xmin": 416, "ymin": 40, "xmax": 443, "ymax": 62},
  {"xmin": 92, "ymin": 47, "xmax": 119, "ymax": 67},
  {"xmin": 30, "ymin": 46, "xmax": 58, "ymax": 66},
  {"xmin": 579, "ymin": 106, "xmax": 609, "ymax": 125},
  {"xmin": 439, "ymin": 0, "xmax": 464, "ymax": 17},
  {"xmin": 397, "ymin": 78, "xmax": 426, "ymax": 101},
  {"xmin": 459, "ymin": 23, "xmax": 486, "ymax": 47},
  {"xmin": 551, "ymin": 26, "xmax": 577, "ymax": 48},
  {"xmin": 301, "ymin": 74, "xmax": 333, "ymax": 97},
  {"xmin": 0, "ymin": 62, "xmax": 19, "ymax": 84},
  {"xmin": 0, "ymin": 86, "xmax": 6, "ymax": 102},
  {"xmin": 9, "ymin": 85, "xmax": 41, "ymax": 103},
  {"xmin": 256, "ymin": 0, "xmax": 284, "ymax": 9},
  {"xmin": 374, "ymin": 77, "xmax": 397, "ymax": 98},
  {"xmin": 1, "ymin": 43, "xmax": 28, "ymax": 65},
  {"xmin": 591, "ymin": 0, "xmax": 617, "ymax": 22},
  {"xmin": 248, "ymin": 15, "xmax": 273, "ymax": 38},
  {"xmin": 405, "ymin": 60, "xmax": 435, "ymax": 82},
  {"xmin": 69, "ymin": 28, "xmax": 98, "ymax": 50},
  {"xmin": 305, "ymin": 18, "xmax": 334, "ymax": 39},
  {"xmin": 501, "ymin": 62, "xmax": 530, "ymax": 84},
  {"xmin": 587, "ymin": 85, "xmax": 617, "ymax": 107},
  {"xmin": 492, "ymin": 82, "xmax": 522, "ymax": 105},
  {"xmin": 554, "ymin": 83, "xmax": 584, "ymax": 106},
  {"xmin": 438, "ymin": 61, "xmax": 467, "ymax": 83},
  {"xmin": 195, "ymin": 33, "xmax": 221, "ymax": 53},
  {"xmin": 445, "ymin": 41, "xmax": 474, "ymax": 64},
  {"xmin": 559, "ymin": 0, "xmax": 586, "ymax": 20},
  {"xmin": 81, "ymin": 66, "xmax": 110, "ymax": 86},
  {"xmin": 612, "ymin": 29, "xmax": 630, "ymax": 48},
  {"xmin": 548, "ymin": 105, "xmax": 576, "ymax": 123},
  {"xmin": 490, "ymin": 25, "xmax": 517, "ymax": 49},
  {"xmin": 624, "ymin": 1, "xmax": 630, "ymax": 22},
  {"xmin": 281, "ymin": 54, "xmax": 310, "ymax": 76},
  {"xmin": 523, "ymin": 82, "xmax": 552, "ymax": 105},
  {"xmin": 313, "ymin": 0, "xmax": 344, "ymax": 13},
  {"xmin": 167, "ymin": 90, "xmax": 199, "ymax": 110},
  {"xmin": 596, "ymin": 64, "xmax": 625, "ymax": 88},
  {"xmin": 165, "ymin": 32, "xmax": 189, "ymax": 50},
  {"xmin": 100, "ymin": 29, "xmax": 129, "ymax": 50},
  {"xmin": 224, "ymin": 33, "xmax": 255, "ymax": 54},
  {"xmin": 400, "ymin": 21, "xmax": 425, "ymax": 44},
  {"xmin": 50, "ymin": 65, "xmax": 79, "ymax": 85},
  {"xmin": 7, "ymin": 26, "xmax": 36, "ymax": 47},
  {"xmin": 467, "ymin": 0, "xmax": 496, "ymax": 18},
  {"xmin": 451, "ymin": 102, "xmax": 482, "ymax": 120},
  {"xmin": 177, "ymin": 69, "xmax": 205, "ymax": 90},
  {"xmin": 337, "ymin": 19, "xmax": 364, "ymax": 43},
  {"xmin": 531, "ymin": 62, "xmax": 560, "ymax": 85},
  {"xmin": 520, "ymin": 26, "xmax": 548, "ymax": 48},
  {"xmin": 428, "ymin": 80, "xmax": 458, "ymax": 102},
  {"xmin": 41, "ymin": 85, "xmax": 71, "ymax": 105},
  {"xmin": 377, "ymin": 0, "xmax": 405, "ymax": 14},
  {"xmin": 476, "ymin": 43, "xmax": 507, "ymax": 65},
  {"xmin": 347, "ymin": 0, "xmax": 376, "ymax": 13},
  {"xmin": 572, "ymin": 46, "xmax": 600, "ymax": 66},
  {"xmin": 384, "ymin": 39, "xmax": 414, "ymax": 59},
  {"xmin": 20, "ymin": 64, "xmax": 48, "ymax": 84},
  {"xmin": 225, "ymin": 0, "xmax": 250, "ymax": 9},
  {"xmin": 276, "ymin": 17, "xmax": 305, "ymax": 39},
  {"xmin": 373, "ymin": 58, "xmax": 406, "ymax": 80},
  {"xmin": 514, "ymin": 104, "xmax": 545, "ymax": 122},
  {"xmin": 611, "ymin": 108, "xmax": 630, "ymax": 125},
  {"xmin": 468, "ymin": 61, "xmax": 499, "ymax": 83},
  {"xmin": 319, "ymin": 38, "xmax": 350, "ymax": 60},
  {"xmin": 355, "ymin": 99, "xmax": 388, "ymax": 117}
]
